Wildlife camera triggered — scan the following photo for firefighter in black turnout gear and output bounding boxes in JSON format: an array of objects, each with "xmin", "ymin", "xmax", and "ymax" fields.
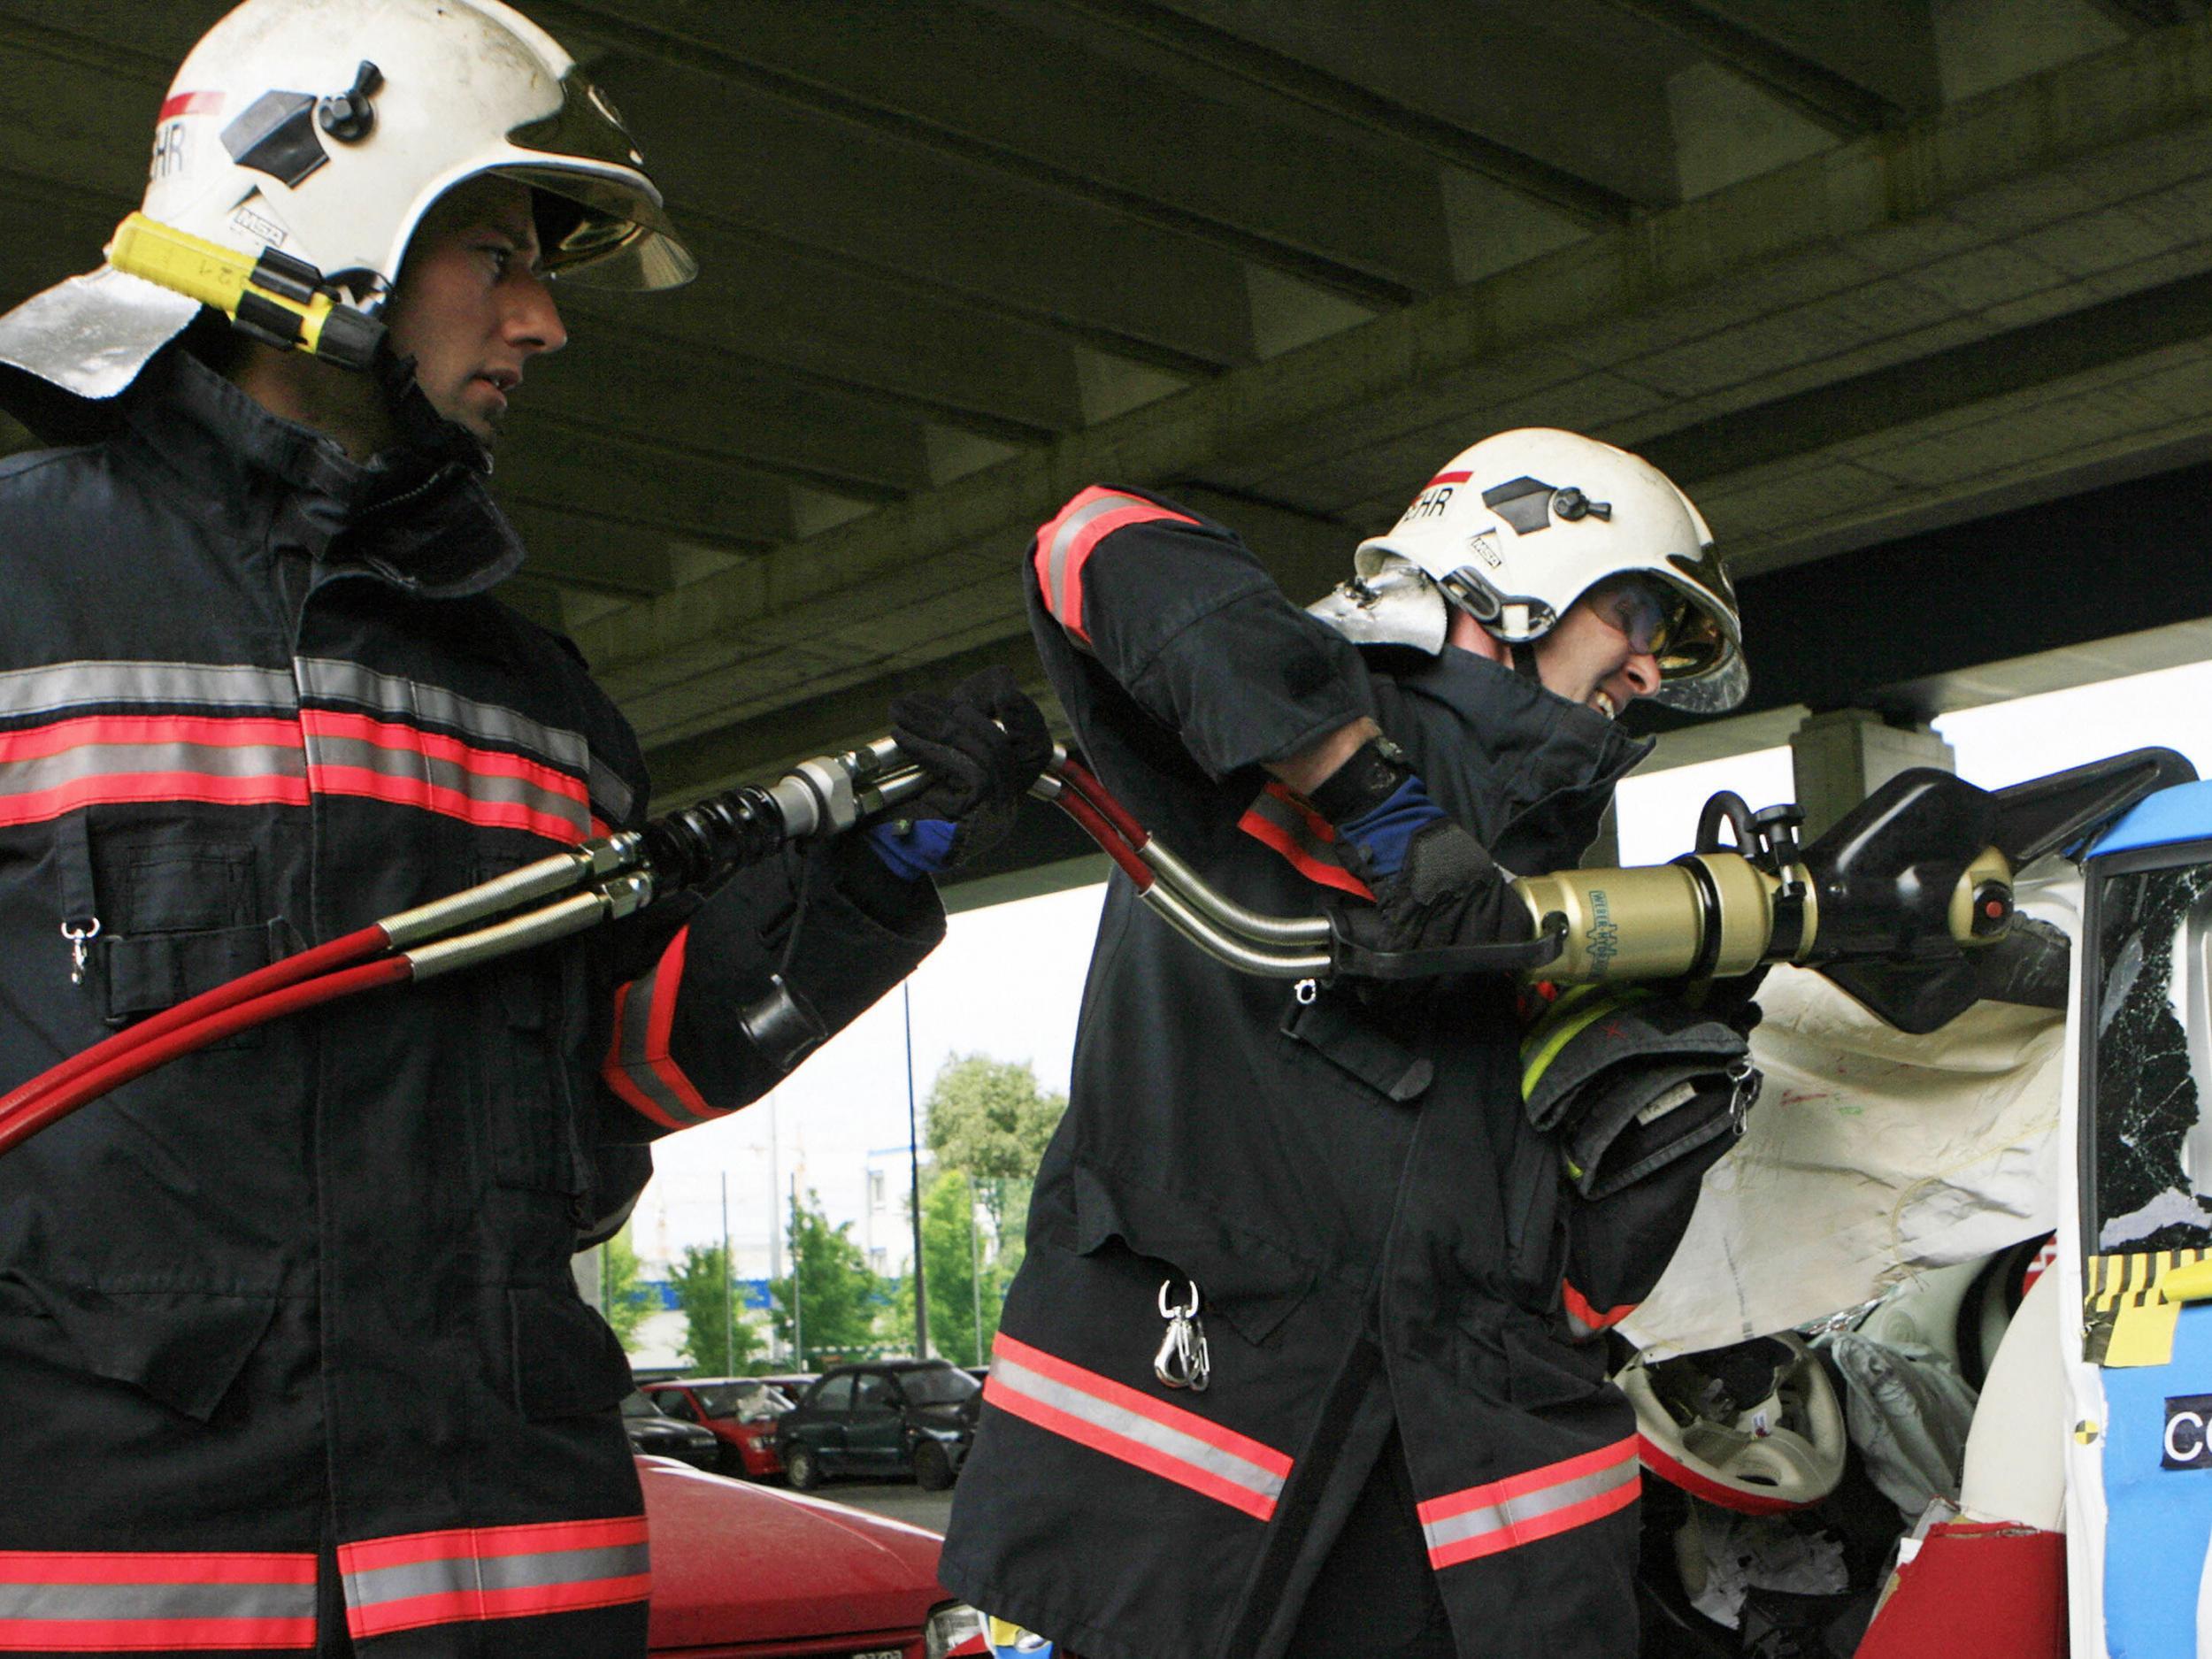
[
  {"xmin": 939, "ymin": 430, "xmax": 1750, "ymax": 1659},
  {"xmin": 0, "ymin": 4, "xmax": 1047, "ymax": 1656}
]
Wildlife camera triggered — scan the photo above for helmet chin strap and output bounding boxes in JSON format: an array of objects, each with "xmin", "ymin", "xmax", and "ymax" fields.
[
  {"xmin": 1509, "ymin": 639, "xmax": 1543, "ymax": 685},
  {"xmin": 368, "ymin": 331, "xmax": 490, "ymax": 475}
]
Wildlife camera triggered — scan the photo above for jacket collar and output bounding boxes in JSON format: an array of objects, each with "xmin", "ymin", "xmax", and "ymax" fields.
[
  {"xmin": 119, "ymin": 346, "xmax": 525, "ymax": 598},
  {"xmin": 1373, "ymin": 646, "xmax": 1654, "ymax": 872}
]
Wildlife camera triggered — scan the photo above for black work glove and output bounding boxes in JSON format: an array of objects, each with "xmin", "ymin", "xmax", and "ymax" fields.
[
  {"xmin": 1332, "ymin": 817, "xmax": 1535, "ymax": 979},
  {"xmin": 873, "ymin": 666, "xmax": 1053, "ymax": 874},
  {"xmin": 1665, "ymin": 964, "xmax": 1767, "ymax": 1039}
]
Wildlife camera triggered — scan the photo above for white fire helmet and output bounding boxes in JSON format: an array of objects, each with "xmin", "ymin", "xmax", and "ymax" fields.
[
  {"xmin": 0, "ymin": 0, "xmax": 695, "ymax": 405},
  {"xmin": 1315, "ymin": 428, "xmax": 1747, "ymax": 714}
]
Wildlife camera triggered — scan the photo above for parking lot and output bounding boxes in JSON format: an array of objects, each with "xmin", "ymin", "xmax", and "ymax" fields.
[{"xmin": 818, "ymin": 1479, "xmax": 956, "ymax": 1535}]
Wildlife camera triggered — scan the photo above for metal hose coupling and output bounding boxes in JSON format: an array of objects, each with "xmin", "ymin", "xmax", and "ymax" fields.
[
  {"xmin": 639, "ymin": 737, "xmax": 925, "ymax": 894},
  {"xmin": 640, "ymin": 787, "xmax": 792, "ymax": 891}
]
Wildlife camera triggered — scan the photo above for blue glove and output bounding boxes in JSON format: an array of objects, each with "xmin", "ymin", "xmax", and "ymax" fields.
[
  {"xmin": 865, "ymin": 818, "xmax": 960, "ymax": 880},
  {"xmin": 1333, "ymin": 775, "xmax": 1448, "ymax": 882}
]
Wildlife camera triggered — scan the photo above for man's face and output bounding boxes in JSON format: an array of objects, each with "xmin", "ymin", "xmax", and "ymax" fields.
[
  {"xmin": 383, "ymin": 176, "xmax": 566, "ymax": 444},
  {"xmin": 1531, "ymin": 577, "xmax": 1670, "ymax": 720}
]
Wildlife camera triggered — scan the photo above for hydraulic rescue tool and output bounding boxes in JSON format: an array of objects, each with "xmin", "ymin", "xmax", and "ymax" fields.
[{"xmin": 0, "ymin": 741, "xmax": 2185, "ymax": 1160}]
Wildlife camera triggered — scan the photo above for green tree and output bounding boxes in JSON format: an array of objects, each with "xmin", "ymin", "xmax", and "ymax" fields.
[
  {"xmin": 872, "ymin": 1166, "xmax": 1019, "ymax": 1365},
  {"xmin": 672, "ymin": 1243, "xmax": 761, "ymax": 1374},
  {"xmin": 599, "ymin": 1225, "xmax": 653, "ymax": 1351},
  {"xmin": 769, "ymin": 1189, "xmax": 883, "ymax": 1367},
  {"xmin": 924, "ymin": 1055, "xmax": 1065, "ymax": 1240}
]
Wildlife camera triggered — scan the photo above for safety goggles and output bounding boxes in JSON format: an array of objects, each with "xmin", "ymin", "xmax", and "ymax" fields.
[{"xmin": 1586, "ymin": 577, "xmax": 1726, "ymax": 680}]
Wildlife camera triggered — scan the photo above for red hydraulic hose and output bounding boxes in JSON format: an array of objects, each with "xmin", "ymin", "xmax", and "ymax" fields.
[
  {"xmin": 0, "ymin": 956, "xmax": 411, "ymax": 1159},
  {"xmin": 0, "ymin": 758, "xmax": 1174, "ymax": 1161},
  {"xmin": 1058, "ymin": 758, "xmax": 1148, "ymax": 851},
  {"xmin": 0, "ymin": 923, "xmax": 389, "ymax": 1124},
  {"xmin": 1052, "ymin": 786, "xmax": 1153, "ymax": 889}
]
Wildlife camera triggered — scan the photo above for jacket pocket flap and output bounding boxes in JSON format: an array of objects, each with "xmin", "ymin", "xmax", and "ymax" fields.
[
  {"xmin": 1280, "ymin": 995, "xmax": 1433, "ymax": 1102},
  {"xmin": 42, "ymin": 1286, "xmax": 278, "ymax": 1424},
  {"xmin": 508, "ymin": 1285, "xmax": 633, "ymax": 1421},
  {"xmin": 1071, "ymin": 1164, "xmax": 1316, "ymax": 1345},
  {"xmin": 103, "ymin": 921, "xmax": 282, "ymax": 1022}
]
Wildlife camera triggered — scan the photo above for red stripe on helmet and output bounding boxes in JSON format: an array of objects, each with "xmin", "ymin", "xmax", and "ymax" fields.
[{"xmin": 158, "ymin": 91, "xmax": 224, "ymax": 120}]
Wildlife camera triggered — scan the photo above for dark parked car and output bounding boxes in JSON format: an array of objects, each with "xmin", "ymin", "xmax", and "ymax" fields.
[
  {"xmin": 641, "ymin": 1376, "xmax": 795, "ymax": 1479},
  {"xmin": 619, "ymin": 1388, "xmax": 719, "ymax": 1471},
  {"xmin": 637, "ymin": 1455, "xmax": 988, "ymax": 1655},
  {"xmin": 775, "ymin": 1359, "xmax": 982, "ymax": 1492}
]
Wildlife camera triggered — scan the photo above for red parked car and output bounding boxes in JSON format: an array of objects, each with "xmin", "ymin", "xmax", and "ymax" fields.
[
  {"xmin": 643, "ymin": 1376, "xmax": 795, "ymax": 1479},
  {"xmin": 638, "ymin": 1455, "xmax": 987, "ymax": 1656}
]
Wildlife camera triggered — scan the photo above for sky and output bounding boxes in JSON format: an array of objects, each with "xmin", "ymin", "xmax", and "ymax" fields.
[{"xmin": 628, "ymin": 654, "xmax": 2212, "ymax": 1279}]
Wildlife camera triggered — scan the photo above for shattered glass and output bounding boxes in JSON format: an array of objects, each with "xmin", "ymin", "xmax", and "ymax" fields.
[{"xmin": 2093, "ymin": 860, "xmax": 2212, "ymax": 1251}]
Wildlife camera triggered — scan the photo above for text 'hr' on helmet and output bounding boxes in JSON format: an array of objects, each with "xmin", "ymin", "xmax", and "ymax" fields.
[
  {"xmin": 0, "ymin": 0, "xmax": 695, "ymax": 404},
  {"xmin": 1354, "ymin": 428, "xmax": 1747, "ymax": 714}
]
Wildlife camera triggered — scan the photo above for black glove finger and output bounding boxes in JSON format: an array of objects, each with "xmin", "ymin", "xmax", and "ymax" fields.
[
  {"xmin": 957, "ymin": 665, "xmax": 1053, "ymax": 790},
  {"xmin": 889, "ymin": 697, "xmax": 998, "ymax": 819}
]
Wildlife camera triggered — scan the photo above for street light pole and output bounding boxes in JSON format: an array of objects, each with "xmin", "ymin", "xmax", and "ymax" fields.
[
  {"xmin": 903, "ymin": 981, "xmax": 928, "ymax": 1359},
  {"xmin": 720, "ymin": 1171, "xmax": 735, "ymax": 1373},
  {"xmin": 788, "ymin": 1172, "xmax": 803, "ymax": 1370}
]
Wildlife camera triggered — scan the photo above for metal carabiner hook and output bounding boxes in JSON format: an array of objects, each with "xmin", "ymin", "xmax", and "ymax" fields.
[{"xmin": 1153, "ymin": 1278, "xmax": 1211, "ymax": 1392}]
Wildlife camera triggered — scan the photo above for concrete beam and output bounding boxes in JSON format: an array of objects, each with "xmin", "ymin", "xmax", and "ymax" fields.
[
  {"xmin": 585, "ymin": 52, "xmax": 1261, "ymax": 375},
  {"xmin": 539, "ymin": 329, "xmax": 936, "ymax": 497},
  {"xmin": 574, "ymin": 20, "xmax": 2212, "ymax": 703},
  {"xmin": 537, "ymin": 0, "xmax": 1455, "ymax": 305},
  {"xmin": 494, "ymin": 413, "xmax": 801, "ymax": 549},
  {"xmin": 1041, "ymin": 0, "xmax": 1655, "ymax": 221},
  {"xmin": 1631, "ymin": 0, "xmax": 1940, "ymax": 121}
]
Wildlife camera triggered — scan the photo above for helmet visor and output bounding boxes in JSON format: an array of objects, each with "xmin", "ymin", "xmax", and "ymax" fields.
[
  {"xmin": 503, "ymin": 165, "xmax": 696, "ymax": 288},
  {"xmin": 503, "ymin": 70, "xmax": 696, "ymax": 290},
  {"xmin": 1586, "ymin": 573, "xmax": 1748, "ymax": 714}
]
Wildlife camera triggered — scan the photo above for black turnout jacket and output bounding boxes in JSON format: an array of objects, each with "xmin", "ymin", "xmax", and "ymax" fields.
[
  {"xmin": 0, "ymin": 351, "xmax": 941, "ymax": 1659},
  {"xmin": 940, "ymin": 488, "xmax": 1654, "ymax": 1659}
]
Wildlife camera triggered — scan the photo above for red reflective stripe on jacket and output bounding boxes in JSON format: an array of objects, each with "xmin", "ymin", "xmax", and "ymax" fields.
[
  {"xmin": 1236, "ymin": 782, "xmax": 1374, "ymax": 900},
  {"xmin": 602, "ymin": 927, "xmax": 719, "ymax": 1130},
  {"xmin": 1417, "ymin": 1436, "xmax": 1640, "ymax": 1569},
  {"xmin": 1561, "ymin": 1281, "xmax": 1635, "ymax": 1339},
  {"xmin": 0, "ymin": 1548, "xmax": 318, "ymax": 1651},
  {"xmin": 301, "ymin": 709, "xmax": 601, "ymax": 843},
  {"xmin": 336, "ymin": 1516, "xmax": 649, "ymax": 1640},
  {"xmin": 0, "ymin": 710, "xmax": 311, "ymax": 827},
  {"xmin": 986, "ymin": 1333, "xmax": 1291, "ymax": 1521},
  {"xmin": 1032, "ymin": 487, "xmax": 1200, "ymax": 646}
]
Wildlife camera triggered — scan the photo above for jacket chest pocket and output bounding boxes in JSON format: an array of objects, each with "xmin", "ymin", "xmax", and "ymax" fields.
[
  {"xmin": 472, "ymin": 861, "xmax": 589, "ymax": 1200},
  {"xmin": 65, "ymin": 826, "xmax": 290, "ymax": 1040}
]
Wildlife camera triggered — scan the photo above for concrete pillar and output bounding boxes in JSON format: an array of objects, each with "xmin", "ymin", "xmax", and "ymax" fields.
[{"xmin": 1789, "ymin": 708, "xmax": 1955, "ymax": 841}]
